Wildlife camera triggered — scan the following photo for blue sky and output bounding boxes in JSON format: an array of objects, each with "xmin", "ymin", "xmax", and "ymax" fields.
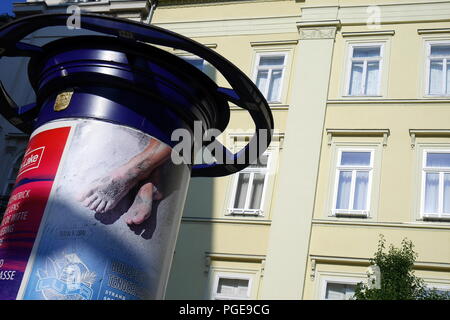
[{"xmin": 0, "ymin": 0, "xmax": 27, "ymax": 15}]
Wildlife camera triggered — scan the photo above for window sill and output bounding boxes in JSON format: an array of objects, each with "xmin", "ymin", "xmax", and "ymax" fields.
[
  {"xmin": 423, "ymin": 95, "xmax": 450, "ymax": 99},
  {"xmin": 331, "ymin": 210, "xmax": 370, "ymax": 218},
  {"xmin": 341, "ymin": 95, "xmax": 384, "ymax": 99},
  {"xmin": 421, "ymin": 214, "xmax": 450, "ymax": 222},
  {"xmin": 226, "ymin": 209, "xmax": 264, "ymax": 217}
]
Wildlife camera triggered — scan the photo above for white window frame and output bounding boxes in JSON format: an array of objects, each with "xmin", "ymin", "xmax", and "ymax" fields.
[
  {"xmin": 2, "ymin": 153, "xmax": 23, "ymax": 196},
  {"xmin": 180, "ymin": 55, "xmax": 205, "ymax": 72},
  {"xmin": 227, "ymin": 152, "xmax": 271, "ymax": 216},
  {"xmin": 320, "ymin": 277, "xmax": 362, "ymax": 300},
  {"xmin": 210, "ymin": 273, "xmax": 252, "ymax": 300},
  {"xmin": 345, "ymin": 43, "xmax": 384, "ymax": 97},
  {"xmin": 331, "ymin": 148, "xmax": 374, "ymax": 217},
  {"xmin": 420, "ymin": 149, "xmax": 450, "ymax": 219},
  {"xmin": 252, "ymin": 52, "xmax": 287, "ymax": 103},
  {"xmin": 424, "ymin": 40, "xmax": 450, "ymax": 97}
]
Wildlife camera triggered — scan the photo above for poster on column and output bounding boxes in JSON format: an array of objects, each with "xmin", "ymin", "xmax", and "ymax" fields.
[
  {"xmin": 1, "ymin": 119, "xmax": 190, "ymax": 300},
  {"xmin": 0, "ymin": 127, "xmax": 71, "ymax": 300}
]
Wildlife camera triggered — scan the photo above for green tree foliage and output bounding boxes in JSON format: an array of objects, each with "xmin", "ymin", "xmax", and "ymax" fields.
[{"xmin": 354, "ymin": 235, "xmax": 450, "ymax": 300}]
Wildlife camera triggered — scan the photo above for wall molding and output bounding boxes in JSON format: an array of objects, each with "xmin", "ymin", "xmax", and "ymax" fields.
[
  {"xmin": 250, "ymin": 39, "xmax": 298, "ymax": 47},
  {"xmin": 312, "ymin": 218, "xmax": 450, "ymax": 230},
  {"xmin": 418, "ymin": 28, "xmax": 450, "ymax": 35},
  {"xmin": 326, "ymin": 128, "xmax": 390, "ymax": 146},
  {"xmin": 310, "ymin": 255, "xmax": 450, "ymax": 272},
  {"xmin": 342, "ymin": 30, "xmax": 395, "ymax": 37},
  {"xmin": 181, "ymin": 216, "xmax": 272, "ymax": 225},
  {"xmin": 409, "ymin": 129, "xmax": 450, "ymax": 149}
]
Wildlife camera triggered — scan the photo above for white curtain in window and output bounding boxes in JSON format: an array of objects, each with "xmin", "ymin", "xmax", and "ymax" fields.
[
  {"xmin": 336, "ymin": 171, "xmax": 352, "ymax": 209},
  {"xmin": 256, "ymin": 70, "xmax": 268, "ymax": 94},
  {"xmin": 249, "ymin": 173, "xmax": 265, "ymax": 209},
  {"xmin": 267, "ymin": 70, "xmax": 282, "ymax": 102},
  {"xmin": 325, "ymin": 283, "xmax": 356, "ymax": 300},
  {"xmin": 234, "ymin": 173, "xmax": 250, "ymax": 208},
  {"xmin": 353, "ymin": 171, "xmax": 369, "ymax": 210},
  {"xmin": 217, "ymin": 278, "xmax": 248, "ymax": 297},
  {"xmin": 447, "ymin": 62, "xmax": 450, "ymax": 94},
  {"xmin": 429, "ymin": 60, "xmax": 443, "ymax": 95},
  {"xmin": 349, "ymin": 62, "xmax": 363, "ymax": 95},
  {"xmin": 444, "ymin": 173, "xmax": 450, "ymax": 213},
  {"xmin": 365, "ymin": 61, "xmax": 380, "ymax": 95},
  {"xmin": 424, "ymin": 172, "xmax": 439, "ymax": 213}
]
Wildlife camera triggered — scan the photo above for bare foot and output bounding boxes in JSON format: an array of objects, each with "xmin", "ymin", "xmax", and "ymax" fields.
[
  {"xmin": 123, "ymin": 182, "xmax": 162, "ymax": 225},
  {"xmin": 78, "ymin": 139, "xmax": 171, "ymax": 213},
  {"xmin": 77, "ymin": 167, "xmax": 141, "ymax": 213}
]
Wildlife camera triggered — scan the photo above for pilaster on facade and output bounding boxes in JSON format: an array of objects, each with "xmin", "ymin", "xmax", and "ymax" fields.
[{"xmin": 261, "ymin": 17, "xmax": 337, "ymax": 300}]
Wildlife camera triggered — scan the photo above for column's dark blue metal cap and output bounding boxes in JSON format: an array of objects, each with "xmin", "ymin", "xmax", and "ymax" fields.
[{"xmin": 0, "ymin": 13, "xmax": 274, "ymax": 178}]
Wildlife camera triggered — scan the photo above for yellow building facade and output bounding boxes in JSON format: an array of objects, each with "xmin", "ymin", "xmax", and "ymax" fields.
[{"xmin": 8, "ymin": 0, "xmax": 450, "ymax": 299}]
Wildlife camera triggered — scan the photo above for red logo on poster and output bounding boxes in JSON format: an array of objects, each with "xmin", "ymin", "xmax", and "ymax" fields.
[{"xmin": 18, "ymin": 147, "xmax": 45, "ymax": 177}]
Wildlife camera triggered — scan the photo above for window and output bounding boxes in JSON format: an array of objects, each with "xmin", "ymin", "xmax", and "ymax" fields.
[
  {"xmin": 324, "ymin": 282, "xmax": 356, "ymax": 300},
  {"xmin": 211, "ymin": 274, "xmax": 251, "ymax": 300},
  {"xmin": 426, "ymin": 42, "xmax": 450, "ymax": 96},
  {"xmin": 347, "ymin": 44, "xmax": 383, "ymax": 96},
  {"xmin": 421, "ymin": 150, "xmax": 450, "ymax": 218},
  {"xmin": 181, "ymin": 56, "xmax": 204, "ymax": 71},
  {"xmin": 228, "ymin": 154, "xmax": 270, "ymax": 215},
  {"xmin": 254, "ymin": 53, "xmax": 287, "ymax": 103},
  {"xmin": 332, "ymin": 149, "xmax": 374, "ymax": 216},
  {"xmin": 3, "ymin": 154, "xmax": 23, "ymax": 197}
]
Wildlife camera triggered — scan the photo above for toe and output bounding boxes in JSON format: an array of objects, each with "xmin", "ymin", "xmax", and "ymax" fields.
[
  {"xmin": 96, "ymin": 200, "xmax": 107, "ymax": 213},
  {"xmin": 83, "ymin": 194, "xmax": 98, "ymax": 208},
  {"xmin": 89, "ymin": 198, "xmax": 102, "ymax": 211}
]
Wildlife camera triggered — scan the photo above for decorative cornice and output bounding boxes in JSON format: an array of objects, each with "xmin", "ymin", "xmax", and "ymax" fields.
[
  {"xmin": 418, "ymin": 28, "xmax": 450, "ymax": 35},
  {"xmin": 310, "ymin": 255, "xmax": 450, "ymax": 272},
  {"xmin": 326, "ymin": 128, "xmax": 390, "ymax": 146},
  {"xmin": 159, "ymin": 0, "xmax": 289, "ymax": 6},
  {"xmin": 250, "ymin": 39, "xmax": 298, "ymax": 47},
  {"xmin": 342, "ymin": 30, "xmax": 395, "ymax": 37},
  {"xmin": 298, "ymin": 26, "xmax": 337, "ymax": 40},
  {"xmin": 297, "ymin": 21, "xmax": 340, "ymax": 40},
  {"xmin": 409, "ymin": 129, "xmax": 450, "ymax": 149},
  {"xmin": 181, "ymin": 216, "xmax": 272, "ymax": 225},
  {"xmin": 301, "ymin": 2, "xmax": 450, "ymax": 26}
]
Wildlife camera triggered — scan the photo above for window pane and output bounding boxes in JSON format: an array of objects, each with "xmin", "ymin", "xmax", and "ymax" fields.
[
  {"xmin": 341, "ymin": 152, "xmax": 371, "ymax": 166},
  {"xmin": 259, "ymin": 56, "xmax": 284, "ymax": 67},
  {"xmin": 249, "ymin": 173, "xmax": 265, "ymax": 209},
  {"xmin": 444, "ymin": 173, "xmax": 450, "ymax": 214},
  {"xmin": 182, "ymin": 57, "xmax": 204, "ymax": 71},
  {"xmin": 336, "ymin": 171, "xmax": 352, "ymax": 210},
  {"xmin": 447, "ymin": 61, "xmax": 450, "ymax": 94},
  {"xmin": 424, "ymin": 173, "xmax": 439, "ymax": 213},
  {"xmin": 267, "ymin": 69, "xmax": 282, "ymax": 102},
  {"xmin": 256, "ymin": 70, "xmax": 268, "ymax": 93},
  {"xmin": 430, "ymin": 45, "xmax": 450, "ymax": 57},
  {"xmin": 233, "ymin": 173, "xmax": 250, "ymax": 208},
  {"xmin": 349, "ymin": 62, "xmax": 363, "ymax": 95},
  {"xmin": 217, "ymin": 278, "xmax": 249, "ymax": 297},
  {"xmin": 426, "ymin": 153, "xmax": 450, "ymax": 167},
  {"xmin": 353, "ymin": 47, "xmax": 381, "ymax": 58},
  {"xmin": 429, "ymin": 60, "xmax": 443, "ymax": 95},
  {"xmin": 353, "ymin": 171, "xmax": 369, "ymax": 210},
  {"xmin": 365, "ymin": 61, "xmax": 380, "ymax": 95},
  {"xmin": 250, "ymin": 154, "xmax": 269, "ymax": 168},
  {"xmin": 325, "ymin": 283, "xmax": 356, "ymax": 300}
]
